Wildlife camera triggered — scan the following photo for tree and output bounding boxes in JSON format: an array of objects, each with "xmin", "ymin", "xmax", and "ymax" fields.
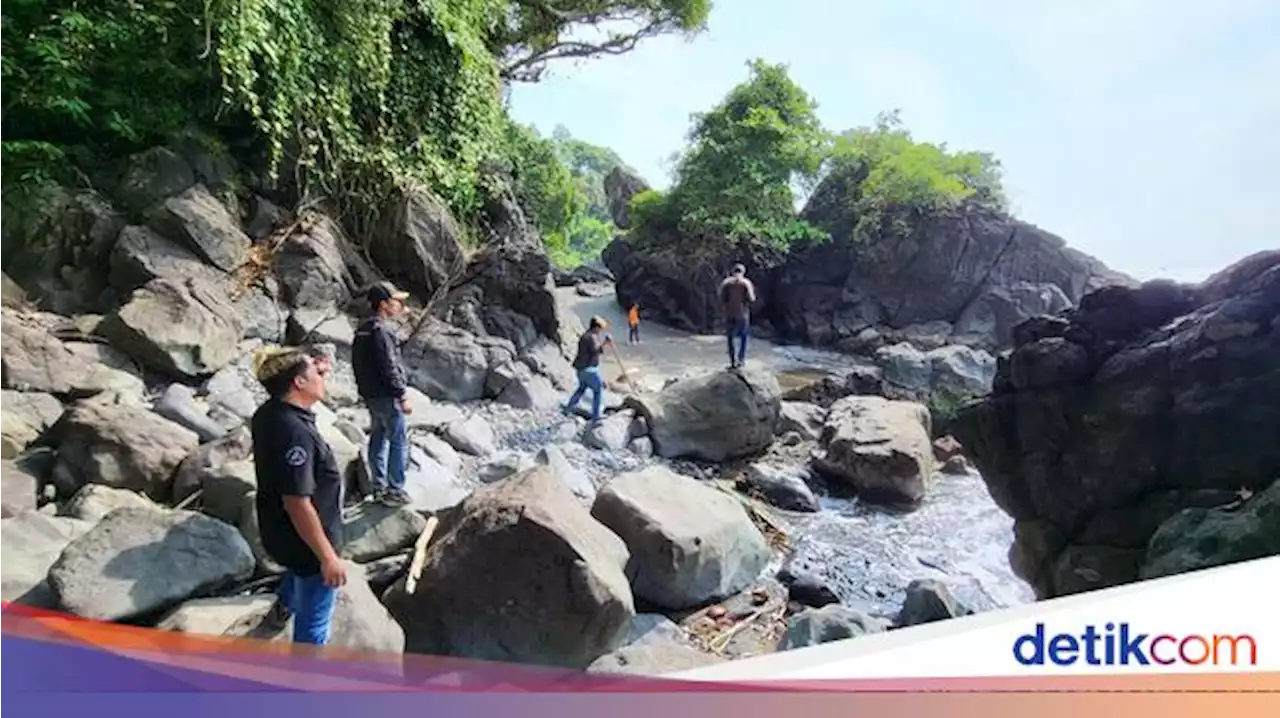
[
  {"xmin": 653, "ymin": 58, "xmax": 830, "ymax": 248},
  {"xmin": 495, "ymin": 0, "xmax": 712, "ymax": 82},
  {"xmin": 811, "ymin": 110, "xmax": 1008, "ymax": 242}
]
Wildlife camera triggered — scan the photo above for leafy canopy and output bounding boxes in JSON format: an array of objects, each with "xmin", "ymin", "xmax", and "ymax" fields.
[
  {"xmin": 2, "ymin": 0, "xmax": 702, "ymax": 242},
  {"xmin": 643, "ymin": 59, "xmax": 830, "ymax": 249},
  {"xmin": 496, "ymin": 0, "xmax": 712, "ymax": 82},
  {"xmin": 501, "ymin": 122, "xmax": 627, "ymax": 266}
]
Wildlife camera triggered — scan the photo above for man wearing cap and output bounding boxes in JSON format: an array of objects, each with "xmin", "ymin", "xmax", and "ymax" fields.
[
  {"xmin": 719, "ymin": 263, "xmax": 757, "ymax": 369},
  {"xmin": 251, "ymin": 347, "xmax": 347, "ymax": 645},
  {"xmin": 351, "ymin": 282, "xmax": 413, "ymax": 507},
  {"xmin": 563, "ymin": 315, "xmax": 613, "ymax": 422}
]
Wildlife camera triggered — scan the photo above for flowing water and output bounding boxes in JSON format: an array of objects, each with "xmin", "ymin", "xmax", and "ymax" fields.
[{"xmin": 550, "ymin": 287, "xmax": 1036, "ymax": 616}]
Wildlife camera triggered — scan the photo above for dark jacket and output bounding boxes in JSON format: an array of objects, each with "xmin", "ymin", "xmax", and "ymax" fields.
[{"xmin": 351, "ymin": 316, "xmax": 407, "ymax": 400}]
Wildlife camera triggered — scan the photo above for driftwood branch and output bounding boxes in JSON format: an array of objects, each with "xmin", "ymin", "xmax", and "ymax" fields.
[{"xmin": 404, "ymin": 515, "xmax": 440, "ymax": 595}]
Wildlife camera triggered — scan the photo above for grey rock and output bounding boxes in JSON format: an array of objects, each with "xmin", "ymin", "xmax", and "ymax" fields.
[
  {"xmin": 591, "ymin": 465, "xmax": 771, "ymax": 610},
  {"xmin": 154, "ymin": 383, "xmax": 227, "ymax": 443},
  {"xmin": 896, "ymin": 578, "xmax": 970, "ymax": 627},
  {"xmin": 100, "ymin": 277, "xmax": 244, "ymax": 379},
  {"xmin": 113, "ymin": 147, "xmax": 195, "ymax": 215},
  {"xmin": 60, "ymin": 484, "xmax": 157, "ymax": 523},
  {"xmin": 777, "ymin": 401, "xmax": 826, "ymax": 442},
  {"xmin": 443, "ymin": 415, "xmax": 497, "ymax": 457},
  {"xmin": 1141, "ymin": 481, "xmax": 1280, "ymax": 580},
  {"xmin": 536, "ymin": 444, "xmax": 596, "ymax": 501},
  {"xmin": 777, "ymin": 605, "xmax": 889, "ymax": 651},
  {"xmin": 1, "ymin": 314, "xmax": 142, "ymax": 397},
  {"xmin": 812, "ymin": 396, "xmax": 935, "ymax": 504},
  {"xmin": 383, "ymin": 466, "xmax": 634, "ymax": 668},
  {"xmin": 171, "ymin": 425, "xmax": 254, "ymax": 504},
  {"xmin": 370, "ymin": 187, "xmax": 466, "ymax": 301},
  {"xmin": 341, "ymin": 502, "xmax": 429, "ymax": 563},
  {"xmin": 49, "ymin": 507, "xmax": 255, "ymax": 621},
  {"xmin": 634, "ymin": 368, "xmax": 782, "ymax": 462},
  {"xmin": 402, "ymin": 321, "xmax": 491, "ymax": 403},
  {"xmin": 49, "ymin": 400, "xmax": 200, "ymax": 499},
  {"xmin": 477, "ymin": 451, "xmax": 536, "ymax": 483},
  {"xmin": 586, "ymin": 640, "xmax": 723, "ymax": 676},
  {"xmin": 778, "ymin": 568, "xmax": 840, "ymax": 608},
  {"xmin": 416, "ymin": 432, "xmax": 462, "ymax": 473},
  {"xmin": 1, "ymin": 390, "xmax": 63, "ymax": 459},
  {"xmin": 403, "ymin": 445, "xmax": 471, "ymax": 513},
  {"xmin": 198, "ymin": 459, "xmax": 256, "ymax": 524},
  {"xmin": 489, "ymin": 360, "xmax": 561, "ymax": 411},
  {"xmin": 145, "ymin": 184, "xmax": 249, "ymax": 273},
  {"xmin": 1, "ymin": 460, "xmax": 40, "ymax": 517},
  {"xmin": 628, "ymin": 436, "xmax": 654, "ymax": 458},
  {"xmin": 1, "ymin": 511, "xmax": 94, "ymax": 606},
  {"xmin": 741, "ymin": 463, "xmax": 819, "ymax": 512},
  {"xmin": 583, "ymin": 411, "xmax": 635, "ymax": 452}
]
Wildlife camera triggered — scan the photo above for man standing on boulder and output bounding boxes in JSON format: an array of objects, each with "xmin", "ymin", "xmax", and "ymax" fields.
[
  {"xmin": 351, "ymin": 282, "xmax": 413, "ymax": 507},
  {"xmin": 251, "ymin": 347, "xmax": 347, "ymax": 646},
  {"xmin": 719, "ymin": 263, "xmax": 756, "ymax": 369},
  {"xmin": 563, "ymin": 316, "xmax": 613, "ymax": 423}
]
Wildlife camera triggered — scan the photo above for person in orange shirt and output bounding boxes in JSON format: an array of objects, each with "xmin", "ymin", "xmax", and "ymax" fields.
[{"xmin": 627, "ymin": 303, "xmax": 641, "ymax": 344}]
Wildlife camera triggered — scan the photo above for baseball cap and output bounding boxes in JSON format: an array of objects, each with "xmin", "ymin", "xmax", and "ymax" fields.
[{"xmin": 368, "ymin": 281, "xmax": 410, "ymax": 305}]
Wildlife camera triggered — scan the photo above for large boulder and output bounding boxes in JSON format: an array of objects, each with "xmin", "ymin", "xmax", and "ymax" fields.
[
  {"xmin": 370, "ymin": 188, "xmax": 467, "ymax": 300},
  {"xmin": 272, "ymin": 215, "xmax": 367, "ymax": 311},
  {"xmin": 812, "ymin": 396, "xmax": 936, "ymax": 504},
  {"xmin": 1, "ymin": 313, "xmax": 141, "ymax": 397},
  {"xmin": 1, "ymin": 460, "xmax": 40, "ymax": 516},
  {"xmin": 1141, "ymin": 480, "xmax": 1280, "ymax": 580},
  {"xmin": 99, "ymin": 277, "xmax": 245, "ymax": 379},
  {"xmin": 48, "ymin": 507, "xmax": 256, "ymax": 621},
  {"xmin": 382, "ymin": 465, "xmax": 634, "ymax": 668},
  {"xmin": 157, "ymin": 563, "xmax": 405, "ymax": 655},
  {"xmin": 632, "ymin": 368, "xmax": 781, "ymax": 462},
  {"xmin": 1, "ymin": 390, "xmax": 63, "ymax": 458},
  {"xmin": 401, "ymin": 321, "xmax": 492, "ymax": 403},
  {"xmin": 954, "ymin": 252, "xmax": 1280, "ymax": 598},
  {"xmin": 1, "ymin": 511, "xmax": 94, "ymax": 606},
  {"xmin": 590, "ymin": 466, "xmax": 771, "ymax": 610},
  {"xmin": 48, "ymin": 401, "xmax": 200, "ymax": 500},
  {"xmin": 603, "ymin": 166, "xmax": 650, "ymax": 229},
  {"xmin": 144, "ymin": 184, "xmax": 249, "ymax": 273}
]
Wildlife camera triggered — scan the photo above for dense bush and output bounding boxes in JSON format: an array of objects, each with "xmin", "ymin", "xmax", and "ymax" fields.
[{"xmin": 2, "ymin": 0, "xmax": 706, "ymax": 242}]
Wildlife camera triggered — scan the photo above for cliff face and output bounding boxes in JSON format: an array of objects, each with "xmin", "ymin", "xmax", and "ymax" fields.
[
  {"xmin": 604, "ymin": 189, "xmax": 1133, "ymax": 351},
  {"xmin": 953, "ymin": 250, "xmax": 1280, "ymax": 598}
]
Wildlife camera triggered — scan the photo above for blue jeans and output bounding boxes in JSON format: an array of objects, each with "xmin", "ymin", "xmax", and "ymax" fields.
[
  {"xmin": 727, "ymin": 316, "xmax": 749, "ymax": 365},
  {"xmin": 278, "ymin": 570, "xmax": 338, "ymax": 645},
  {"xmin": 564, "ymin": 366, "xmax": 604, "ymax": 420},
  {"xmin": 368, "ymin": 397, "xmax": 407, "ymax": 493}
]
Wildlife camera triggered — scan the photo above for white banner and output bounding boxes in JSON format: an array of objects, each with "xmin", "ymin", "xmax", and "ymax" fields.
[{"xmin": 677, "ymin": 556, "xmax": 1278, "ymax": 680}]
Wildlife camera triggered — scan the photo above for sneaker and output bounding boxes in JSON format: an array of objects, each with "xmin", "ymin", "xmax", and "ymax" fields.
[
  {"xmin": 379, "ymin": 489, "xmax": 410, "ymax": 507},
  {"xmin": 261, "ymin": 599, "xmax": 292, "ymax": 632}
]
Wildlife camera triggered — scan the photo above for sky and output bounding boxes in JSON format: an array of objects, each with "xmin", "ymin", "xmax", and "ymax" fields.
[{"xmin": 506, "ymin": 0, "xmax": 1279, "ymax": 283}]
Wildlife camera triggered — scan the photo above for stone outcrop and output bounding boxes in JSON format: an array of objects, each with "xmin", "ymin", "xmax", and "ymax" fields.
[
  {"xmin": 954, "ymin": 251, "xmax": 1280, "ymax": 598},
  {"xmin": 603, "ymin": 197, "xmax": 1133, "ymax": 350},
  {"xmin": 603, "ymin": 166, "xmax": 650, "ymax": 229}
]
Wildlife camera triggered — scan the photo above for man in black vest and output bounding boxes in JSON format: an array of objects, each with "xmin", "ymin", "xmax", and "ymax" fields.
[{"xmin": 251, "ymin": 347, "xmax": 347, "ymax": 645}]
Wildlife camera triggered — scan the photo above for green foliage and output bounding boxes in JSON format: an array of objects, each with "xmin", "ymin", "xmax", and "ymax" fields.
[
  {"xmin": 644, "ymin": 59, "xmax": 832, "ymax": 249},
  {"xmin": 1, "ymin": 0, "xmax": 212, "ymax": 192},
  {"xmin": 496, "ymin": 0, "xmax": 711, "ymax": 81},
  {"xmin": 3, "ymin": 0, "xmax": 694, "ymax": 246},
  {"xmin": 824, "ymin": 110, "xmax": 1007, "ymax": 241},
  {"xmin": 501, "ymin": 121, "xmax": 627, "ymax": 267},
  {"xmin": 212, "ymin": 0, "xmax": 509, "ymax": 232}
]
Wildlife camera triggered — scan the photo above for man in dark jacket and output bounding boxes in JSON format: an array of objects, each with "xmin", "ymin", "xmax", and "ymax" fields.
[
  {"xmin": 719, "ymin": 263, "xmax": 757, "ymax": 369},
  {"xmin": 351, "ymin": 282, "xmax": 413, "ymax": 507},
  {"xmin": 562, "ymin": 315, "xmax": 613, "ymax": 422}
]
